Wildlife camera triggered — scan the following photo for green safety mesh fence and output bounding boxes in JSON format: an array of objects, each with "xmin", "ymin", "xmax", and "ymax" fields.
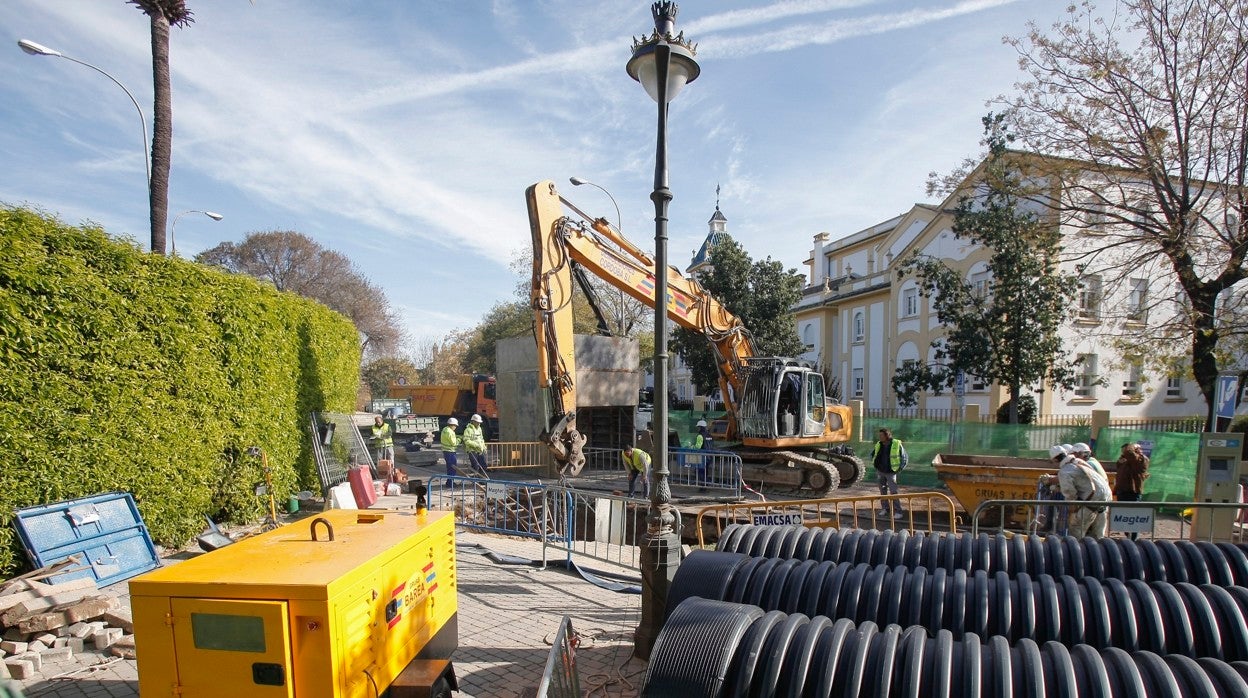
[{"xmin": 667, "ymin": 412, "xmax": 1199, "ymax": 502}]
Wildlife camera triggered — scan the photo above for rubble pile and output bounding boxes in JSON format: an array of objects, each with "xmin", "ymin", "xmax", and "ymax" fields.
[{"xmin": 0, "ymin": 570, "xmax": 133, "ymax": 681}]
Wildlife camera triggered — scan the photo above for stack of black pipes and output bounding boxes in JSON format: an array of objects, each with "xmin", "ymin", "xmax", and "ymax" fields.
[{"xmin": 641, "ymin": 525, "xmax": 1248, "ymax": 696}]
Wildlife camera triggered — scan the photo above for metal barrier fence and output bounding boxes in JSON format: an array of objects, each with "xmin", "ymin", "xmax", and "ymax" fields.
[
  {"xmin": 542, "ymin": 485, "xmax": 645, "ymax": 571},
  {"xmin": 310, "ymin": 411, "xmax": 374, "ymax": 498},
  {"xmin": 667, "ymin": 448, "xmax": 741, "ymax": 497},
  {"xmin": 970, "ymin": 498, "xmax": 1248, "ymax": 542},
  {"xmin": 694, "ymin": 491, "xmax": 960, "ymax": 546},
  {"xmin": 426, "ymin": 475, "xmax": 565, "ymax": 544},
  {"xmin": 425, "ymin": 476, "xmax": 646, "ymax": 573},
  {"xmin": 534, "ymin": 616, "xmax": 580, "ymax": 698},
  {"xmin": 485, "ymin": 441, "xmax": 553, "ymax": 476}
]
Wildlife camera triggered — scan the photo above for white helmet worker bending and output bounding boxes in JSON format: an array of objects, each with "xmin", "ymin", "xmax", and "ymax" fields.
[
  {"xmin": 1073, "ymin": 443, "xmax": 1091, "ymax": 455},
  {"xmin": 1049, "ymin": 444, "xmax": 1067, "ymax": 460},
  {"xmin": 447, "ymin": 417, "xmax": 459, "ymax": 426},
  {"xmin": 471, "ymin": 414, "xmax": 483, "ymax": 423}
]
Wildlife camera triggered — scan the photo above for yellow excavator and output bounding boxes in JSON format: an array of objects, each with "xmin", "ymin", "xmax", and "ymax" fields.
[{"xmin": 527, "ymin": 180, "xmax": 864, "ymax": 496}]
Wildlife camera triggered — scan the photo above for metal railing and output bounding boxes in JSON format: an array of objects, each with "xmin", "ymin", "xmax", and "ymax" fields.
[
  {"xmin": 667, "ymin": 448, "xmax": 742, "ymax": 497},
  {"xmin": 694, "ymin": 491, "xmax": 960, "ymax": 546},
  {"xmin": 425, "ymin": 475, "xmax": 648, "ymax": 573},
  {"xmin": 485, "ymin": 441, "xmax": 553, "ymax": 476},
  {"xmin": 310, "ymin": 411, "xmax": 374, "ymax": 498},
  {"xmin": 426, "ymin": 475, "xmax": 565, "ymax": 543},
  {"xmin": 534, "ymin": 616, "xmax": 580, "ymax": 698},
  {"xmin": 542, "ymin": 485, "xmax": 645, "ymax": 571},
  {"xmin": 970, "ymin": 498, "xmax": 1248, "ymax": 542}
]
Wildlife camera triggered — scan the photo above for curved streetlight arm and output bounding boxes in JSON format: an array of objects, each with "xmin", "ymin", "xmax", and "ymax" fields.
[
  {"xmin": 169, "ymin": 210, "xmax": 223, "ymax": 257},
  {"xmin": 569, "ymin": 177, "xmax": 623, "ymax": 233},
  {"xmin": 17, "ymin": 39, "xmax": 151, "ymax": 193}
]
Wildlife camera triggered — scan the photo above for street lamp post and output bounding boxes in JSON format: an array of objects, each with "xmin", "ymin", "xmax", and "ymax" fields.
[
  {"xmin": 170, "ymin": 210, "xmax": 223, "ymax": 257},
  {"xmin": 626, "ymin": 1, "xmax": 699, "ymax": 661},
  {"xmin": 569, "ymin": 177, "xmax": 628, "ymax": 335},
  {"xmin": 17, "ymin": 39, "xmax": 151, "ymax": 196}
]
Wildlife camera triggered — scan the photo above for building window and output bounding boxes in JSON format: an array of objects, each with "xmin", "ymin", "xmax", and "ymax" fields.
[
  {"xmin": 901, "ymin": 287, "xmax": 919, "ymax": 318},
  {"xmin": 1126, "ymin": 278, "xmax": 1148, "ymax": 323},
  {"xmin": 852, "ymin": 368, "xmax": 864, "ymax": 398},
  {"xmin": 1084, "ymin": 200, "xmax": 1107, "ymax": 228},
  {"xmin": 1122, "ymin": 364, "xmax": 1142, "ymax": 399},
  {"xmin": 1075, "ymin": 353, "xmax": 1098, "ymax": 398},
  {"xmin": 852, "ymin": 311, "xmax": 865, "ymax": 343},
  {"xmin": 971, "ymin": 270, "xmax": 991, "ymax": 300},
  {"xmin": 801, "ymin": 324, "xmax": 815, "ymax": 348},
  {"xmin": 970, "ymin": 374, "xmax": 987, "ymax": 392},
  {"xmin": 1166, "ymin": 376, "xmax": 1183, "ymax": 398},
  {"xmin": 1078, "ymin": 275, "xmax": 1102, "ymax": 321}
]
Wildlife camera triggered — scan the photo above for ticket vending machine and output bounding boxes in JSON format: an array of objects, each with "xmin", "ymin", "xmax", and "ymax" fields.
[{"xmin": 1191, "ymin": 432, "xmax": 1245, "ymax": 541}]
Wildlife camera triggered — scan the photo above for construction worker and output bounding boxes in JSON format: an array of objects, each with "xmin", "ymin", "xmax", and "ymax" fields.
[
  {"xmin": 463, "ymin": 414, "xmax": 488, "ymax": 477},
  {"xmin": 370, "ymin": 415, "xmax": 394, "ymax": 467},
  {"xmin": 872, "ymin": 427, "xmax": 908, "ymax": 518},
  {"xmin": 1072, "ymin": 443, "xmax": 1107, "ymax": 479},
  {"xmin": 441, "ymin": 417, "xmax": 461, "ymax": 477},
  {"xmin": 694, "ymin": 420, "xmax": 712, "ymax": 491},
  {"xmin": 622, "ymin": 445, "xmax": 651, "ymax": 498},
  {"xmin": 1055, "ymin": 444, "xmax": 1112, "ymax": 539}
]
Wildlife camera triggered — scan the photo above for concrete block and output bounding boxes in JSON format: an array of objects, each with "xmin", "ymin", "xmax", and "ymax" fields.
[
  {"xmin": 90, "ymin": 628, "xmax": 122, "ymax": 650},
  {"xmin": 26, "ymin": 640, "xmax": 46, "ymax": 653},
  {"xmin": 109, "ymin": 635, "xmax": 136, "ymax": 659},
  {"xmin": 33, "ymin": 633, "xmax": 56, "ymax": 646},
  {"xmin": 15, "ymin": 651, "xmax": 40, "ymax": 673},
  {"xmin": 59, "ymin": 596, "xmax": 118, "ymax": 624},
  {"xmin": 103, "ymin": 609, "xmax": 133, "ymax": 633},
  {"xmin": 39, "ymin": 646, "xmax": 74, "ymax": 664},
  {"xmin": 86, "ymin": 620, "xmax": 107, "ymax": 631},
  {"xmin": 66, "ymin": 637, "xmax": 84, "ymax": 653},
  {"xmin": 55, "ymin": 626, "xmax": 71, "ymax": 637},
  {"xmin": 0, "ymin": 659, "xmax": 8, "ymax": 679},
  {"xmin": 3, "ymin": 658, "xmax": 34, "ymax": 680},
  {"xmin": 16, "ymin": 610, "xmax": 67, "ymax": 634},
  {"xmin": 0, "ymin": 641, "xmax": 26, "ymax": 655},
  {"xmin": 68, "ymin": 622, "xmax": 93, "ymax": 638},
  {"xmin": 52, "ymin": 637, "xmax": 68, "ymax": 649}
]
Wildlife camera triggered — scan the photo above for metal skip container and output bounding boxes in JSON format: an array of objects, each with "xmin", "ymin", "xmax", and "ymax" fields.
[{"xmin": 129, "ymin": 510, "xmax": 457, "ymax": 697}]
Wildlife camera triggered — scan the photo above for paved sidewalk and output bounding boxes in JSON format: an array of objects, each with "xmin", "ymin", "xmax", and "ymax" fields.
[{"xmin": 10, "ymin": 527, "xmax": 646, "ymax": 698}]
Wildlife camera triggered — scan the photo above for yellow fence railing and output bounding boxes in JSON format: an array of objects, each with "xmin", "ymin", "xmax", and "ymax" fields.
[
  {"xmin": 485, "ymin": 441, "xmax": 554, "ymax": 474},
  {"xmin": 695, "ymin": 491, "xmax": 960, "ymax": 547}
]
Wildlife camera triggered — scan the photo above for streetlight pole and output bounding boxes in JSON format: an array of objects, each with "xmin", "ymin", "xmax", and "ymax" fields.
[
  {"xmin": 169, "ymin": 210, "xmax": 224, "ymax": 257},
  {"xmin": 569, "ymin": 177, "xmax": 628, "ymax": 335},
  {"xmin": 626, "ymin": 1, "xmax": 699, "ymax": 661},
  {"xmin": 17, "ymin": 39, "xmax": 151, "ymax": 197}
]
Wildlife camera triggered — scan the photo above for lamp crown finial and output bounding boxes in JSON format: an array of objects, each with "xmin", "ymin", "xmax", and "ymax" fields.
[{"xmin": 652, "ymin": 2, "xmax": 678, "ymax": 38}]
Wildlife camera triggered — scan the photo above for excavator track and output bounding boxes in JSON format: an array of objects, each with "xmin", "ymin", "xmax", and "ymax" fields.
[{"xmin": 738, "ymin": 450, "xmax": 841, "ymax": 498}]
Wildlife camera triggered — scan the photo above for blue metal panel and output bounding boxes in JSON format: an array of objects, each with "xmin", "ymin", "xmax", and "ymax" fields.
[{"xmin": 14, "ymin": 492, "xmax": 159, "ymax": 588}]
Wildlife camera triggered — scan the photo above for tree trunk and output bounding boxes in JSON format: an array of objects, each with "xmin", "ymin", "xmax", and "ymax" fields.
[
  {"xmin": 1191, "ymin": 297, "xmax": 1221, "ymax": 431},
  {"xmin": 148, "ymin": 13, "xmax": 172, "ymax": 255}
]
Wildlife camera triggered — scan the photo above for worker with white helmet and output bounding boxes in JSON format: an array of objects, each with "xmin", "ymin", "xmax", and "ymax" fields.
[
  {"xmin": 1054, "ymin": 443, "xmax": 1112, "ymax": 539},
  {"xmin": 1072, "ymin": 442, "xmax": 1107, "ymax": 479},
  {"xmin": 463, "ymin": 414, "xmax": 488, "ymax": 477},
  {"xmin": 440, "ymin": 417, "xmax": 461, "ymax": 476}
]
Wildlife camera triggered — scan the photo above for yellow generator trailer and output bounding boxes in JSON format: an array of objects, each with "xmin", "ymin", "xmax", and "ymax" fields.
[{"xmin": 130, "ymin": 509, "xmax": 458, "ymax": 697}]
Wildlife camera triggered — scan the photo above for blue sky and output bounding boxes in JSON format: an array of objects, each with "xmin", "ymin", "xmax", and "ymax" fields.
[{"xmin": 2, "ymin": 0, "xmax": 1066, "ymax": 349}]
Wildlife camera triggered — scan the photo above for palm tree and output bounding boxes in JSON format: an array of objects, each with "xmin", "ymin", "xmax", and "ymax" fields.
[{"xmin": 128, "ymin": 1, "xmax": 194, "ymax": 255}]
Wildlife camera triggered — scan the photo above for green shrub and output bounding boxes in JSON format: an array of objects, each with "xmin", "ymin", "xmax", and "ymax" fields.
[{"xmin": 0, "ymin": 207, "xmax": 359, "ymax": 575}]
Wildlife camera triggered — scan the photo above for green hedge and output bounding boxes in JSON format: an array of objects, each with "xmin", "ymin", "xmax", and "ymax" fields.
[{"xmin": 0, "ymin": 207, "xmax": 360, "ymax": 575}]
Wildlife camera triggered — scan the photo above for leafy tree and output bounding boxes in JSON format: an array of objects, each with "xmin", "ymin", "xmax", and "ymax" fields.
[
  {"xmin": 894, "ymin": 116, "xmax": 1083, "ymax": 423},
  {"xmin": 361, "ymin": 356, "xmax": 420, "ymax": 398},
  {"xmin": 460, "ymin": 301, "xmax": 532, "ymax": 376},
  {"xmin": 197, "ymin": 230, "xmax": 404, "ymax": 357},
  {"xmin": 1001, "ymin": 0, "xmax": 1248, "ymax": 429},
  {"xmin": 672, "ymin": 236, "xmax": 806, "ymax": 393},
  {"xmin": 127, "ymin": 0, "xmax": 192, "ymax": 255}
]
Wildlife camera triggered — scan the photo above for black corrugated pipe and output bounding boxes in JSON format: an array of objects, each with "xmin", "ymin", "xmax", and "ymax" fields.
[
  {"xmin": 644, "ymin": 597, "xmax": 1248, "ymax": 697},
  {"xmin": 669, "ymin": 550, "xmax": 1248, "ymax": 659},
  {"xmin": 715, "ymin": 525, "xmax": 1248, "ymax": 586}
]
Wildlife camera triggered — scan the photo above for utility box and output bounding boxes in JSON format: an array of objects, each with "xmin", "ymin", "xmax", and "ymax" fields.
[
  {"xmin": 1192, "ymin": 432, "xmax": 1245, "ymax": 541},
  {"xmin": 130, "ymin": 510, "xmax": 457, "ymax": 698}
]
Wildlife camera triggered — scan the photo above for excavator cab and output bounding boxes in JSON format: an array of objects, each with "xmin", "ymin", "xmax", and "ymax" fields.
[{"xmin": 736, "ymin": 358, "xmax": 831, "ymax": 442}]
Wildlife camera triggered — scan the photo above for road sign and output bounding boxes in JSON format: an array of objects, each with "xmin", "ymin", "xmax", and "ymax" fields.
[
  {"xmin": 1216, "ymin": 374, "xmax": 1240, "ymax": 419},
  {"xmin": 955, "ymin": 371, "xmax": 966, "ymax": 398}
]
